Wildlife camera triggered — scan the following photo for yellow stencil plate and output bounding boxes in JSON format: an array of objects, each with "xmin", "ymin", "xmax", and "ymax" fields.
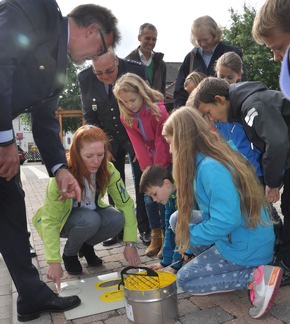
[
  {"xmin": 95, "ymin": 278, "xmax": 121, "ymax": 290},
  {"xmin": 99, "ymin": 289, "xmax": 124, "ymax": 302}
]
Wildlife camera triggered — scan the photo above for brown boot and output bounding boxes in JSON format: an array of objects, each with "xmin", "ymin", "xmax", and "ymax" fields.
[
  {"xmin": 157, "ymin": 230, "xmax": 164, "ymax": 259},
  {"xmin": 145, "ymin": 228, "xmax": 162, "ymax": 256}
]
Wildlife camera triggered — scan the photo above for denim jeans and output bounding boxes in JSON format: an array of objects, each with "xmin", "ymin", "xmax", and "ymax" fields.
[
  {"xmin": 170, "ymin": 211, "xmax": 255, "ymax": 294},
  {"xmin": 144, "ymin": 194, "xmax": 165, "ymax": 230},
  {"xmin": 60, "ymin": 206, "xmax": 124, "ymax": 256}
]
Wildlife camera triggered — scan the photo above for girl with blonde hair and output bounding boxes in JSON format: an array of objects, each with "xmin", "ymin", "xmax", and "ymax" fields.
[
  {"xmin": 183, "ymin": 71, "xmax": 207, "ymax": 94},
  {"xmin": 162, "ymin": 107, "xmax": 282, "ymax": 319},
  {"xmin": 113, "ymin": 72, "xmax": 172, "ymax": 257}
]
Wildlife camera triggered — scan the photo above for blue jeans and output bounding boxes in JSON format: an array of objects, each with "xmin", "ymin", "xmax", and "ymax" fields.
[
  {"xmin": 144, "ymin": 194, "xmax": 165, "ymax": 230},
  {"xmin": 60, "ymin": 206, "xmax": 124, "ymax": 256},
  {"xmin": 170, "ymin": 211, "xmax": 255, "ymax": 294}
]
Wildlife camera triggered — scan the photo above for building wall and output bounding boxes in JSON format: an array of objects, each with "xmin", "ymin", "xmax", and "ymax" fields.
[{"xmin": 13, "ymin": 115, "xmax": 74, "ymax": 154}]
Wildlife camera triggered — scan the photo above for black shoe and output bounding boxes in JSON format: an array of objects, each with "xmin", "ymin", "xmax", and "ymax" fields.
[
  {"xmin": 17, "ymin": 294, "xmax": 81, "ymax": 322},
  {"xmin": 62, "ymin": 254, "xmax": 82, "ymax": 275},
  {"xmin": 102, "ymin": 236, "xmax": 119, "ymax": 246},
  {"xmin": 102, "ymin": 230, "xmax": 123, "ymax": 246},
  {"xmin": 280, "ymin": 272, "xmax": 290, "ymax": 287},
  {"xmin": 79, "ymin": 243, "xmax": 103, "ymax": 266},
  {"xmin": 272, "ymin": 257, "xmax": 290, "ymax": 287},
  {"xmin": 139, "ymin": 232, "xmax": 151, "ymax": 246},
  {"xmin": 118, "ymin": 229, "xmax": 124, "ymax": 240},
  {"xmin": 28, "ymin": 231, "xmax": 37, "ymax": 257},
  {"xmin": 29, "ymin": 243, "xmax": 37, "ymax": 257}
]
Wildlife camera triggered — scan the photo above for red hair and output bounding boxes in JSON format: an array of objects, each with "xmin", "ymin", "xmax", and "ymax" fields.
[{"xmin": 67, "ymin": 125, "xmax": 110, "ymax": 195}]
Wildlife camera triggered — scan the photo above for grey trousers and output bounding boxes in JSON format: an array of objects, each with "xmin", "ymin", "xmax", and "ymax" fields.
[{"xmin": 60, "ymin": 206, "xmax": 124, "ymax": 256}]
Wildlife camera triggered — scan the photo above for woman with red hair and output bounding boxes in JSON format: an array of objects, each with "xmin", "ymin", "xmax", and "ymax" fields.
[{"xmin": 33, "ymin": 125, "xmax": 140, "ymax": 291}]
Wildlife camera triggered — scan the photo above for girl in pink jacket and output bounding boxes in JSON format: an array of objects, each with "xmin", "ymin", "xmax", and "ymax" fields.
[{"xmin": 113, "ymin": 72, "xmax": 172, "ymax": 258}]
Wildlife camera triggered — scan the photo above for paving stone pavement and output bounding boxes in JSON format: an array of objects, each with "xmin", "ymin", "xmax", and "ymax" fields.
[{"xmin": 1, "ymin": 163, "xmax": 290, "ymax": 323}]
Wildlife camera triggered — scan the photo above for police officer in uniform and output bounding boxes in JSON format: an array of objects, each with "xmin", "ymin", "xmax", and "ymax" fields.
[{"xmin": 78, "ymin": 48, "xmax": 151, "ymax": 246}]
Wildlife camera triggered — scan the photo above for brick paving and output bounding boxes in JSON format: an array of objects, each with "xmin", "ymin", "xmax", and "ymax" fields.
[{"xmin": 1, "ymin": 163, "xmax": 290, "ymax": 323}]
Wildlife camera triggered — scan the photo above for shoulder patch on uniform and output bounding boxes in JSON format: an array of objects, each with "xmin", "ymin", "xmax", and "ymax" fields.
[
  {"xmin": 125, "ymin": 59, "xmax": 142, "ymax": 66},
  {"xmin": 78, "ymin": 65, "xmax": 92, "ymax": 75},
  {"xmin": 244, "ymin": 107, "xmax": 258, "ymax": 127}
]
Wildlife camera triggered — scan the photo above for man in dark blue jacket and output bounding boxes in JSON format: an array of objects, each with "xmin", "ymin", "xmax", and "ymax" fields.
[
  {"xmin": 78, "ymin": 49, "xmax": 151, "ymax": 246},
  {"xmin": 0, "ymin": 0, "xmax": 120, "ymax": 321}
]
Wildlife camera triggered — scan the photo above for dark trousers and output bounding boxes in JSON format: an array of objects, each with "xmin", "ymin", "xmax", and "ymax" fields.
[
  {"xmin": 110, "ymin": 145, "xmax": 150, "ymax": 234},
  {"xmin": 0, "ymin": 173, "xmax": 53, "ymax": 314},
  {"xmin": 258, "ymin": 176, "xmax": 283, "ymax": 255},
  {"xmin": 279, "ymin": 169, "xmax": 290, "ymax": 266}
]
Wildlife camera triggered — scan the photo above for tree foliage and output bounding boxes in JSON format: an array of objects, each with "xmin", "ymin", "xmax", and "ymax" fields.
[
  {"xmin": 222, "ymin": 4, "xmax": 281, "ymax": 90},
  {"xmin": 58, "ymin": 59, "xmax": 83, "ymax": 132},
  {"xmin": 21, "ymin": 59, "xmax": 84, "ymax": 133}
]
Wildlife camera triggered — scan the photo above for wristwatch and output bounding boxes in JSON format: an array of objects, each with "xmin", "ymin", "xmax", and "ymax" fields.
[{"xmin": 125, "ymin": 242, "xmax": 137, "ymax": 248}]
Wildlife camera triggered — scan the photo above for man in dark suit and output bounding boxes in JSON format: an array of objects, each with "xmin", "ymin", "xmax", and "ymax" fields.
[
  {"xmin": 0, "ymin": 0, "xmax": 120, "ymax": 322},
  {"xmin": 78, "ymin": 49, "xmax": 151, "ymax": 246}
]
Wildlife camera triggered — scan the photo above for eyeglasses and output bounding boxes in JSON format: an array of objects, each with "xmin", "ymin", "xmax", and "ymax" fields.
[
  {"xmin": 93, "ymin": 65, "xmax": 116, "ymax": 76},
  {"xmin": 98, "ymin": 29, "xmax": 108, "ymax": 56},
  {"xmin": 196, "ymin": 35, "xmax": 214, "ymax": 47},
  {"xmin": 93, "ymin": 59, "xmax": 117, "ymax": 76}
]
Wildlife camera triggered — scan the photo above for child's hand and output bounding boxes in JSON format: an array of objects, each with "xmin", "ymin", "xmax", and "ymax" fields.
[
  {"xmin": 147, "ymin": 263, "xmax": 164, "ymax": 270},
  {"xmin": 183, "ymin": 253, "xmax": 194, "ymax": 263}
]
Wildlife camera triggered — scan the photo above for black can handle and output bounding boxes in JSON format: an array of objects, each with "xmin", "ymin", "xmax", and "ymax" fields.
[{"xmin": 119, "ymin": 266, "xmax": 158, "ymax": 288}]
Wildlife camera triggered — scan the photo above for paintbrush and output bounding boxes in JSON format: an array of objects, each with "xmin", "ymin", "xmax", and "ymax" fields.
[{"xmin": 160, "ymin": 258, "xmax": 184, "ymax": 271}]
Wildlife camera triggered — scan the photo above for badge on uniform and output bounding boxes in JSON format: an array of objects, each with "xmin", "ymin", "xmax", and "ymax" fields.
[
  {"xmin": 92, "ymin": 98, "xmax": 97, "ymax": 111},
  {"xmin": 125, "ymin": 59, "xmax": 142, "ymax": 66}
]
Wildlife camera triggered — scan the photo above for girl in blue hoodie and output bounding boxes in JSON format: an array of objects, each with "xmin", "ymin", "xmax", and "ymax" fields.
[{"xmin": 162, "ymin": 107, "xmax": 282, "ymax": 319}]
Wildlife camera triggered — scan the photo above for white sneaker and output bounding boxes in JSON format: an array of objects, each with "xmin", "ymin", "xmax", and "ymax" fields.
[{"xmin": 248, "ymin": 265, "xmax": 283, "ymax": 318}]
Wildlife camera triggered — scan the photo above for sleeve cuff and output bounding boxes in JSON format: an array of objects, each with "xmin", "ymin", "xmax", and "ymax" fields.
[{"xmin": 0, "ymin": 138, "xmax": 15, "ymax": 146}]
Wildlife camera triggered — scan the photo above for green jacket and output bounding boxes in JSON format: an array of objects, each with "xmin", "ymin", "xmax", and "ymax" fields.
[{"xmin": 33, "ymin": 162, "xmax": 137, "ymax": 263}]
